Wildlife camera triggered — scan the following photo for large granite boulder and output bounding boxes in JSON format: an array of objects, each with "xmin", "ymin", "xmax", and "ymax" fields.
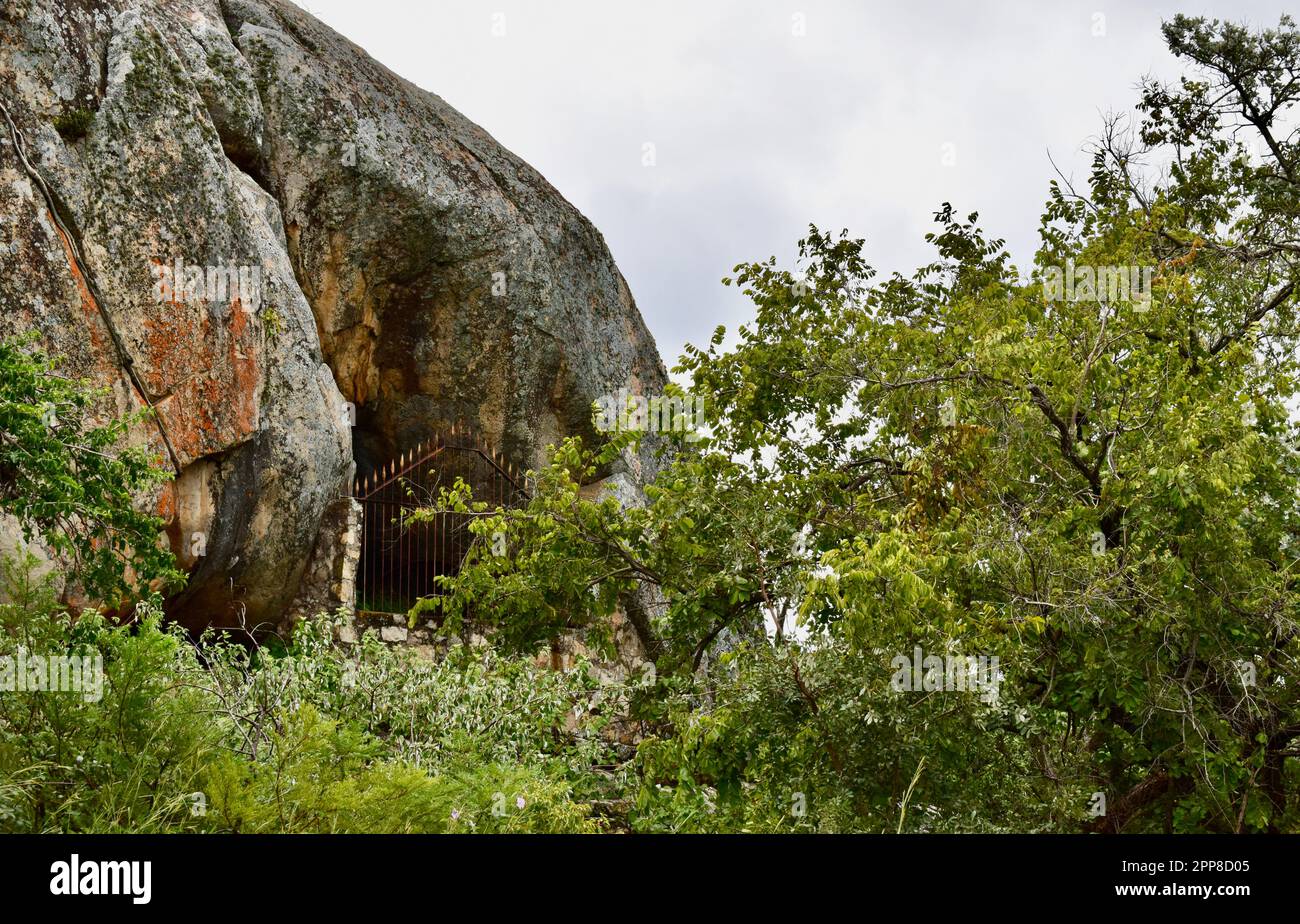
[{"xmin": 0, "ymin": 0, "xmax": 666, "ymax": 631}]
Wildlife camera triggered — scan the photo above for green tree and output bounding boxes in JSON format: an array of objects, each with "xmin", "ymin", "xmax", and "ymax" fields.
[
  {"xmin": 0, "ymin": 337, "xmax": 181, "ymax": 604},
  {"xmin": 431, "ymin": 15, "xmax": 1300, "ymax": 832}
]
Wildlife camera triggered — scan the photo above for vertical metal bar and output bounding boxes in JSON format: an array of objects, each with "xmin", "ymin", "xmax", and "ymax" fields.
[
  {"xmin": 441, "ymin": 454, "xmax": 448, "ymax": 587},
  {"xmin": 395, "ymin": 478, "xmax": 400, "ymax": 613},
  {"xmin": 425, "ymin": 458, "xmax": 431, "ymax": 600},
  {"xmin": 392, "ymin": 490, "xmax": 398, "ymax": 613},
  {"xmin": 403, "ymin": 480, "xmax": 410, "ymax": 610},
  {"xmin": 422, "ymin": 458, "xmax": 430, "ymax": 601},
  {"xmin": 407, "ymin": 468, "xmax": 414, "ymax": 607},
  {"xmin": 373, "ymin": 497, "xmax": 379, "ymax": 612},
  {"xmin": 401, "ymin": 486, "xmax": 409, "ymax": 611},
  {"xmin": 395, "ymin": 483, "xmax": 400, "ymax": 613},
  {"xmin": 421, "ymin": 464, "xmax": 427, "ymax": 601},
  {"xmin": 414, "ymin": 460, "xmax": 422, "ymax": 602},
  {"xmin": 373, "ymin": 494, "xmax": 379, "ymax": 613},
  {"xmin": 361, "ymin": 495, "xmax": 368, "ymax": 612},
  {"xmin": 438, "ymin": 456, "xmax": 445, "ymax": 588},
  {"xmin": 373, "ymin": 493, "xmax": 380, "ymax": 612},
  {"xmin": 402, "ymin": 468, "xmax": 408, "ymax": 606}
]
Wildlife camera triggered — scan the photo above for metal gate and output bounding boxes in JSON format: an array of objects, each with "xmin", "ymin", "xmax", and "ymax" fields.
[{"xmin": 352, "ymin": 424, "xmax": 524, "ymax": 615}]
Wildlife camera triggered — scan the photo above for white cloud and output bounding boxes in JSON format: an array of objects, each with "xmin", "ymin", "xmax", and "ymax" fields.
[{"xmin": 291, "ymin": 0, "xmax": 1294, "ymax": 367}]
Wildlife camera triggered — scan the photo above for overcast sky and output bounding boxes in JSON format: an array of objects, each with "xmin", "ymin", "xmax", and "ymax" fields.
[{"xmin": 290, "ymin": 0, "xmax": 1292, "ymax": 370}]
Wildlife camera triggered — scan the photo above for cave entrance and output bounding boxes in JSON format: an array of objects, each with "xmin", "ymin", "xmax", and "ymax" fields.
[{"xmin": 352, "ymin": 424, "xmax": 524, "ymax": 615}]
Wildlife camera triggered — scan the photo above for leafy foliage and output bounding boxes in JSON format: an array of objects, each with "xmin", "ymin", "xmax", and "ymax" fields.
[
  {"xmin": 0, "ymin": 337, "xmax": 181, "ymax": 605},
  {"xmin": 5, "ymin": 14, "xmax": 1300, "ymax": 835},
  {"xmin": 428, "ymin": 14, "xmax": 1300, "ymax": 832},
  {"xmin": 0, "ymin": 562, "xmax": 215, "ymax": 832},
  {"xmin": 0, "ymin": 566, "xmax": 614, "ymax": 833}
]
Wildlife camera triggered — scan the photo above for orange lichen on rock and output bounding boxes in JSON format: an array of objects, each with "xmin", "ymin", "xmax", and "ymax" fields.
[
  {"xmin": 144, "ymin": 294, "xmax": 261, "ymax": 465},
  {"xmin": 156, "ymin": 481, "xmax": 177, "ymax": 522}
]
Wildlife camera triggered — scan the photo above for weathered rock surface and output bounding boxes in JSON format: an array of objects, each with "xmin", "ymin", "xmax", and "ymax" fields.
[{"xmin": 0, "ymin": 0, "xmax": 666, "ymax": 631}]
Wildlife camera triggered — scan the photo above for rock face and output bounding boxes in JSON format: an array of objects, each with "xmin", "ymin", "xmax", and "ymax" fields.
[{"xmin": 0, "ymin": 0, "xmax": 666, "ymax": 631}]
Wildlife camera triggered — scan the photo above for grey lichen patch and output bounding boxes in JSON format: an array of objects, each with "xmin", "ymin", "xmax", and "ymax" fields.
[
  {"xmin": 185, "ymin": 19, "xmax": 269, "ymax": 178},
  {"xmin": 117, "ymin": 25, "xmax": 186, "ymax": 105}
]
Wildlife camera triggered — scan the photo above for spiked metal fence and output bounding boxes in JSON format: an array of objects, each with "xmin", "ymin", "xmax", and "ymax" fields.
[{"xmin": 352, "ymin": 424, "xmax": 524, "ymax": 615}]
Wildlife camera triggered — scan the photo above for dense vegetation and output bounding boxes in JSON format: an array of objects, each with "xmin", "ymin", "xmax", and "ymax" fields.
[{"xmin": 2, "ymin": 15, "xmax": 1298, "ymax": 832}]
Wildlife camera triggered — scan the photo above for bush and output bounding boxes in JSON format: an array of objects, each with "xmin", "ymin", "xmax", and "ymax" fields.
[
  {"xmin": 205, "ymin": 705, "xmax": 600, "ymax": 833},
  {"xmin": 0, "ymin": 563, "xmax": 620, "ymax": 833},
  {"xmin": 0, "ymin": 560, "xmax": 217, "ymax": 832}
]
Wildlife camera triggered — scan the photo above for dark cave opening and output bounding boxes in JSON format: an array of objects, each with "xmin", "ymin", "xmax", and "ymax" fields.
[{"xmin": 349, "ymin": 406, "xmax": 520, "ymax": 615}]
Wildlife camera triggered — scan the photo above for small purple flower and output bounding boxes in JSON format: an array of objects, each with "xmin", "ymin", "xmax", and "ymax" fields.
[
  {"xmin": 515, "ymin": 796, "xmax": 526, "ymax": 810},
  {"xmin": 451, "ymin": 808, "xmax": 461, "ymax": 821}
]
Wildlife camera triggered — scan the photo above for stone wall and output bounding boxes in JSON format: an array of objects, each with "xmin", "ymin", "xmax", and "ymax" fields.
[
  {"xmin": 337, "ymin": 606, "xmax": 652, "ymax": 687},
  {"xmin": 284, "ymin": 495, "xmax": 361, "ymax": 623}
]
